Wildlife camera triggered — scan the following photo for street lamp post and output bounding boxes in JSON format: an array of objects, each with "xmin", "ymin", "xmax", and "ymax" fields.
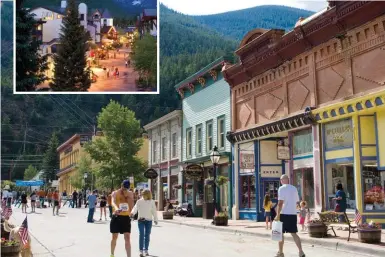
[
  {"xmin": 210, "ymin": 146, "xmax": 221, "ymax": 220},
  {"xmin": 83, "ymin": 172, "xmax": 88, "ymax": 192}
]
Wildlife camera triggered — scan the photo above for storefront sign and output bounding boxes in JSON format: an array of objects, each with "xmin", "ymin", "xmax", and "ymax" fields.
[
  {"xmin": 240, "ymin": 151, "xmax": 254, "ymax": 174},
  {"xmin": 260, "ymin": 166, "xmax": 282, "ymax": 178},
  {"xmin": 144, "ymin": 168, "xmax": 158, "ymax": 179},
  {"xmin": 324, "ymin": 119, "xmax": 353, "ymax": 149},
  {"xmin": 277, "ymin": 139, "xmax": 290, "ymax": 160},
  {"xmin": 184, "ymin": 164, "xmax": 203, "ymax": 179}
]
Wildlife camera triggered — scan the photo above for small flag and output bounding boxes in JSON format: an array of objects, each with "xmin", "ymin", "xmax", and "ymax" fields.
[
  {"xmin": 214, "ymin": 208, "xmax": 218, "ymax": 217},
  {"xmin": 355, "ymin": 208, "xmax": 362, "ymax": 224},
  {"xmin": 18, "ymin": 217, "xmax": 29, "ymax": 247},
  {"xmin": 2, "ymin": 207, "xmax": 12, "ymax": 219}
]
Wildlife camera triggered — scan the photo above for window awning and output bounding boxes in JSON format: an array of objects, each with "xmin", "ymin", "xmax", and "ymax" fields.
[{"xmin": 226, "ymin": 110, "xmax": 315, "ymax": 144}]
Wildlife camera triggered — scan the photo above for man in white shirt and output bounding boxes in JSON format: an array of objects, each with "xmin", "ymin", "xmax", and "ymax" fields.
[
  {"xmin": 2, "ymin": 185, "xmax": 12, "ymax": 207},
  {"xmin": 275, "ymin": 174, "xmax": 305, "ymax": 257}
]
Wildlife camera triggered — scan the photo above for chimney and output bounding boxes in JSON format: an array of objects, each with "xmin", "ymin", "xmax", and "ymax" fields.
[{"xmin": 61, "ymin": 1, "xmax": 67, "ymax": 9}]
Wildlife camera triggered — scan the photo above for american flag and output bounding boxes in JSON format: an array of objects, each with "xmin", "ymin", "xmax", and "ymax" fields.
[
  {"xmin": 18, "ymin": 217, "xmax": 29, "ymax": 247},
  {"xmin": 214, "ymin": 208, "xmax": 218, "ymax": 217},
  {"xmin": 355, "ymin": 208, "xmax": 362, "ymax": 224},
  {"xmin": 1, "ymin": 199, "xmax": 6, "ymax": 210},
  {"xmin": 2, "ymin": 207, "xmax": 12, "ymax": 219}
]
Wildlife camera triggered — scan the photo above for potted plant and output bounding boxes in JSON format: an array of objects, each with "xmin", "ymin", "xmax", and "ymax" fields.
[
  {"xmin": 358, "ymin": 221, "xmax": 382, "ymax": 244},
  {"xmin": 162, "ymin": 209, "xmax": 174, "ymax": 220},
  {"xmin": 307, "ymin": 218, "xmax": 327, "ymax": 238},
  {"xmin": 1, "ymin": 238, "xmax": 20, "ymax": 255},
  {"xmin": 216, "ymin": 176, "xmax": 229, "ymax": 186},
  {"xmin": 204, "ymin": 177, "xmax": 215, "ymax": 186},
  {"xmin": 213, "ymin": 212, "xmax": 228, "ymax": 226}
]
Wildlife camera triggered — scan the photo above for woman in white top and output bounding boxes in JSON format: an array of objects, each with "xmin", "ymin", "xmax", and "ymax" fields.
[{"xmin": 130, "ymin": 189, "xmax": 158, "ymax": 257}]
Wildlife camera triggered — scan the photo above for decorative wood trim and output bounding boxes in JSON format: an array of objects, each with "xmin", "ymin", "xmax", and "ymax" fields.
[
  {"xmin": 209, "ymin": 70, "xmax": 218, "ymax": 81},
  {"xmin": 197, "ymin": 77, "xmax": 206, "ymax": 87},
  {"xmin": 187, "ymin": 83, "xmax": 194, "ymax": 94}
]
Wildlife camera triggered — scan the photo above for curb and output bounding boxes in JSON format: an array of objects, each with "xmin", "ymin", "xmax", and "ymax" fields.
[{"xmin": 160, "ymin": 220, "xmax": 385, "ymax": 256}]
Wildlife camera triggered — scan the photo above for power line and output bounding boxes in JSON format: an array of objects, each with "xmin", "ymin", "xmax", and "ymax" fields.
[
  {"xmin": 62, "ymin": 95, "xmax": 95, "ymax": 124},
  {"xmin": 1, "ymin": 140, "xmax": 46, "ymax": 145},
  {"xmin": 54, "ymin": 95, "xmax": 94, "ymax": 127}
]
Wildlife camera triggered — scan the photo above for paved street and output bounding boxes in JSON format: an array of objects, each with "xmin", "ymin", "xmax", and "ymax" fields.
[
  {"xmin": 9, "ymin": 206, "xmax": 374, "ymax": 257},
  {"xmin": 89, "ymin": 50, "xmax": 139, "ymax": 92}
]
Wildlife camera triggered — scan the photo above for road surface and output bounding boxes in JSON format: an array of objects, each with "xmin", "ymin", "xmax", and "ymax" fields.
[{"xmin": 9, "ymin": 206, "xmax": 373, "ymax": 257}]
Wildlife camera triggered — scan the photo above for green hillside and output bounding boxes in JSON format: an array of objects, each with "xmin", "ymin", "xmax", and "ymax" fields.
[{"xmin": 192, "ymin": 5, "xmax": 314, "ymax": 41}]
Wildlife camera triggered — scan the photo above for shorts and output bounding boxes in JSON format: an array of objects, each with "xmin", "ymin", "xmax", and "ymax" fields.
[
  {"xmin": 110, "ymin": 215, "xmax": 131, "ymax": 234},
  {"xmin": 280, "ymin": 214, "xmax": 298, "ymax": 233},
  {"xmin": 21, "ymin": 200, "xmax": 27, "ymax": 204},
  {"xmin": 31, "ymin": 200, "xmax": 36, "ymax": 203},
  {"xmin": 265, "ymin": 211, "xmax": 271, "ymax": 218},
  {"xmin": 299, "ymin": 216, "xmax": 305, "ymax": 225},
  {"xmin": 54, "ymin": 201, "xmax": 59, "ymax": 207},
  {"xmin": 100, "ymin": 201, "xmax": 106, "ymax": 208}
]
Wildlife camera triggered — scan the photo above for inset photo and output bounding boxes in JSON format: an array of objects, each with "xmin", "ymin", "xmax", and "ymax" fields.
[{"xmin": 15, "ymin": 0, "xmax": 158, "ymax": 93}]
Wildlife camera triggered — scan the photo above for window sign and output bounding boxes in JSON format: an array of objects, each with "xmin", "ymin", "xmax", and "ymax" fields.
[
  {"xmin": 260, "ymin": 166, "xmax": 282, "ymax": 178},
  {"xmin": 240, "ymin": 151, "xmax": 254, "ymax": 174},
  {"xmin": 324, "ymin": 119, "xmax": 353, "ymax": 150}
]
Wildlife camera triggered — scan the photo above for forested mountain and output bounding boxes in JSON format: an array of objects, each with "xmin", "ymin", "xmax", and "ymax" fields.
[
  {"xmin": 24, "ymin": 0, "xmax": 157, "ymax": 17},
  {"xmin": 192, "ymin": 5, "xmax": 313, "ymax": 41}
]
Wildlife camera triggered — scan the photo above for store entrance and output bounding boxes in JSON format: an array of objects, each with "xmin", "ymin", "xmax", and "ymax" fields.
[{"xmin": 261, "ymin": 180, "xmax": 279, "ymax": 212}]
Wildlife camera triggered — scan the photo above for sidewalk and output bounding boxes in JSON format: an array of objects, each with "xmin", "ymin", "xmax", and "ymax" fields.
[{"xmin": 158, "ymin": 212, "xmax": 385, "ymax": 256}]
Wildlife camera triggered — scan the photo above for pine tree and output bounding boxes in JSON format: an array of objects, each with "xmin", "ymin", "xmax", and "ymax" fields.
[
  {"xmin": 16, "ymin": 0, "xmax": 48, "ymax": 91},
  {"xmin": 42, "ymin": 132, "xmax": 60, "ymax": 181},
  {"xmin": 50, "ymin": 0, "xmax": 91, "ymax": 91}
]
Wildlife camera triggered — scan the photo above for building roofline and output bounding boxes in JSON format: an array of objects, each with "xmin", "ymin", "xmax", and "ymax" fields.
[
  {"xmin": 57, "ymin": 133, "xmax": 91, "ymax": 152},
  {"xmin": 143, "ymin": 110, "xmax": 182, "ymax": 130}
]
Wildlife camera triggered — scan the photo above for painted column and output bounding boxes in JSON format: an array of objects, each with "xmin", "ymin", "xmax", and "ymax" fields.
[
  {"xmin": 352, "ymin": 115, "xmax": 363, "ymax": 215},
  {"xmin": 167, "ymin": 169, "xmax": 171, "ymax": 200},
  {"xmin": 228, "ymin": 161, "xmax": 233, "ymax": 218},
  {"xmin": 178, "ymin": 167, "xmax": 184, "ymax": 204},
  {"xmin": 157, "ymin": 171, "xmax": 162, "ymax": 211},
  {"xmin": 232, "ymin": 143, "xmax": 239, "ymax": 220},
  {"xmin": 312, "ymin": 124, "xmax": 323, "ymax": 214}
]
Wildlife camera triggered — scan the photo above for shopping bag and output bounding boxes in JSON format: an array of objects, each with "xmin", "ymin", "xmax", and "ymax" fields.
[{"xmin": 271, "ymin": 221, "xmax": 283, "ymax": 242}]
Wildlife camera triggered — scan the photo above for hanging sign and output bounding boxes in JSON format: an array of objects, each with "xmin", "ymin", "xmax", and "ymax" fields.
[
  {"xmin": 277, "ymin": 139, "xmax": 290, "ymax": 160},
  {"xmin": 240, "ymin": 151, "xmax": 254, "ymax": 174},
  {"xmin": 144, "ymin": 168, "xmax": 158, "ymax": 179},
  {"xmin": 129, "ymin": 176, "xmax": 134, "ymax": 189},
  {"xmin": 260, "ymin": 166, "xmax": 282, "ymax": 178},
  {"xmin": 184, "ymin": 164, "xmax": 203, "ymax": 179}
]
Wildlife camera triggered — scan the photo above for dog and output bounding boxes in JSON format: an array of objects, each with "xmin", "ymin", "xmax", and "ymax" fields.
[{"xmin": 3, "ymin": 219, "xmax": 33, "ymax": 257}]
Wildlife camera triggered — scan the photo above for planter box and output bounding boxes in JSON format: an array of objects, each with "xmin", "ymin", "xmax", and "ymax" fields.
[
  {"xmin": 1, "ymin": 244, "xmax": 21, "ymax": 256},
  {"xmin": 162, "ymin": 211, "xmax": 174, "ymax": 220},
  {"xmin": 213, "ymin": 216, "xmax": 228, "ymax": 226},
  {"xmin": 358, "ymin": 229, "xmax": 382, "ymax": 244},
  {"xmin": 307, "ymin": 223, "xmax": 327, "ymax": 238}
]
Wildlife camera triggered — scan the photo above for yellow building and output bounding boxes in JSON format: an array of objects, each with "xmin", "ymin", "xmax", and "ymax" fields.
[
  {"xmin": 57, "ymin": 133, "xmax": 149, "ymax": 194},
  {"xmin": 312, "ymin": 90, "xmax": 385, "ymax": 225},
  {"xmin": 57, "ymin": 134, "xmax": 92, "ymax": 195}
]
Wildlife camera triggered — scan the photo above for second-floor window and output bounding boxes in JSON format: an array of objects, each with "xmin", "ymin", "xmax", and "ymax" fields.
[
  {"xmin": 186, "ymin": 128, "xmax": 192, "ymax": 158},
  {"xmin": 218, "ymin": 117, "xmax": 225, "ymax": 149},
  {"xmin": 161, "ymin": 137, "xmax": 166, "ymax": 160},
  {"xmin": 206, "ymin": 121, "xmax": 213, "ymax": 153},
  {"xmin": 80, "ymin": 14, "xmax": 84, "ymax": 21},
  {"xmin": 152, "ymin": 141, "xmax": 157, "ymax": 162},
  {"xmin": 172, "ymin": 133, "xmax": 177, "ymax": 158},
  {"xmin": 196, "ymin": 125, "xmax": 202, "ymax": 155}
]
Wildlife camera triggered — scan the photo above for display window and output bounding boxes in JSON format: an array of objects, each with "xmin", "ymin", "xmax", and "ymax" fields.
[
  {"xmin": 293, "ymin": 168, "xmax": 314, "ymax": 208},
  {"xmin": 240, "ymin": 175, "xmax": 256, "ymax": 209},
  {"xmin": 326, "ymin": 163, "xmax": 356, "ymax": 210},
  {"xmin": 362, "ymin": 163, "xmax": 385, "ymax": 211}
]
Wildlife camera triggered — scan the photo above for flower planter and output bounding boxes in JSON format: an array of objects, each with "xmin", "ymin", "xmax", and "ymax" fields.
[
  {"xmin": 213, "ymin": 216, "xmax": 228, "ymax": 226},
  {"xmin": 1, "ymin": 223, "xmax": 10, "ymax": 239},
  {"xmin": 358, "ymin": 229, "xmax": 382, "ymax": 244},
  {"xmin": 162, "ymin": 211, "xmax": 174, "ymax": 220},
  {"xmin": 1, "ymin": 244, "xmax": 21, "ymax": 256},
  {"xmin": 307, "ymin": 223, "xmax": 327, "ymax": 238}
]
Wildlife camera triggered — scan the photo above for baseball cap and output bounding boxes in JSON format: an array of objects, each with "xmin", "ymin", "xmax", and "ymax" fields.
[{"xmin": 122, "ymin": 180, "xmax": 130, "ymax": 189}]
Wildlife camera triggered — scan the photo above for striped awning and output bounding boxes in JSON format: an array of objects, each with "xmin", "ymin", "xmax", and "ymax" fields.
[{"xmin": 226, "ymin": 109, "xmax": 315, "ymax": 144}]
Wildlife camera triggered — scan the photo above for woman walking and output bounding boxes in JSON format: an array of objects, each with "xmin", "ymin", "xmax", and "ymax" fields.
[
  {"xmin": 30, "ymin": 190, "xmax": 37, "ymax": 213},
  {"xmin": 131, "ymin": 189, "xmax": 158, "ymax": 257},
  {"xmin": 53, "ymin": 190, "xmax": 60, "ymax": 216},
  {"xmin": 21, "ymin": 191, "xmax": 27, "ymax": 213},
  {"xmin": 99, "ymin": 192, "xmax": 107, "ymax": 221},
  {"xmin": 47, "ymin": 190, "xmax": 53, "ymax": 207}
]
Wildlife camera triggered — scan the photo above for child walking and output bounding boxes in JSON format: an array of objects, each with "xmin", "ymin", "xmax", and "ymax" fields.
[
  {"xmin": 263, "ymin": 194, "xmax": 273, "ymax": 230},
  {"xmin": 299, "ymin": 201, "xmax": 307, "ymax": 231}
]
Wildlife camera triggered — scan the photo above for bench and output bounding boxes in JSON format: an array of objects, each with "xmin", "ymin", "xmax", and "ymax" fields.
[{"xmin": 317, "ymin": 211, "xmax": 358, "ymax": 241}]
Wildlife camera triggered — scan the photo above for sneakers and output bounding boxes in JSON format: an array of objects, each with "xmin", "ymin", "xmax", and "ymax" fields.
[
  {"xmin": 275, "ymin": 252, "xmax": 284, "ymax": 257},
  {"xmin": 144, "ymin": 250, "xmax": 149, "ymax": 256},
  {"xmin": 139, "ymin": 251, "xmax": 144, "ymax": 257}
]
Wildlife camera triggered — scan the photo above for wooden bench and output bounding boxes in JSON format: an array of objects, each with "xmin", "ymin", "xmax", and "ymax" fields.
[{"xmin": 317, "ymin": 211, "xmax": 358, "ymax": 241}]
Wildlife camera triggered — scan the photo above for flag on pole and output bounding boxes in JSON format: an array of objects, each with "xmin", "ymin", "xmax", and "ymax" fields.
[
  {"xmin": 18, "ymin": 217, "xmax": 29, "ymax": 247},
  {"xmin": 2, "ymin": 207, "xmax": 12, "ymax": 219},
  {"xmin": 355, "ymin": 208, "xmax": 362, "ymax": 224}
]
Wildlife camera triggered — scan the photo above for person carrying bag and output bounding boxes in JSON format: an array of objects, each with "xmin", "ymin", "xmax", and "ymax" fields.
[{"xmin": 130, "ymin": 189, "xmax": 158, "ymax": 257}]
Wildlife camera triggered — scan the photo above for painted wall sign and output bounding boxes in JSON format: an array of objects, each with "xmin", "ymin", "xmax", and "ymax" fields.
[
  {"xmin": 277, "ymin": 146, "xmax": 290, "ymax": 160},
  {"xmin": 240, "ymin": 151, "xmax": 254, "ymax": 174},
  {"xmin": 324, "ymin": 119, "xmax": 353, "ymax": 149},
  {"xmin": 184, "ymin": 164, "xmax": 203, "ymax": 179},
  {"xmin": 260, "ymin": 166, "xmax": 282, "ymax": 178},
  {"xmin": 144, "ymin": 168, "xmax": 158, "ymax": 179}
]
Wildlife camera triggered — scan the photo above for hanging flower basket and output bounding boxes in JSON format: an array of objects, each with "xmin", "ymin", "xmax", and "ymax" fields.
[
  {"xmin": 173, "ymin": 184, "xmax": 182, "ymax": 189},
  {"xmin": 204, "ymin": 178, "xmax": 215, "ymax": 186},
  {"xmin": 358, "ymin": 221, "xmax": 382, "ymax": 244},
  {"xmin": 216, "ymin": 176, "xmax": 229, "ymax": 186}
]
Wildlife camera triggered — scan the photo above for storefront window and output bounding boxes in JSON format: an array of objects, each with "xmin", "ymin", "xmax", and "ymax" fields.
[
  {"xmin": 170, "ymin": 175, "xmax": 178, "ymax": 201},
  {"xmin": 240, "ymin": 175, "xmax": 256, "ymax": 209},
  {"xmin": 293, "ymin": 168, "xmax": 314, "ymax": 208},
  {"xmin": 362, "ymin": 164, "xmax": 385, "ymax": 211},
  {"xmin": 326, "ymin": 163, "xmax": 356, "ymax": 210},
  {"xmin": 293, "ymin": 129, "xmax": 313, "ymax": 156}
]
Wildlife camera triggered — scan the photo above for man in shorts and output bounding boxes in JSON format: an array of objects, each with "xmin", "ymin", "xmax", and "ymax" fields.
[
  {"xmin": 110, "ymin": 180, "xmax": 134, "ymax": 257},
  {"xmin": 275, "ymin": 174, "xmax": 305, "ymax": 257}
]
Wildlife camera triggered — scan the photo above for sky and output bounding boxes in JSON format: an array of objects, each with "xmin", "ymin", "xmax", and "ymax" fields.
[{"xmin": 160, "ymin": 0, "xmax": 328, "ymax": 15}]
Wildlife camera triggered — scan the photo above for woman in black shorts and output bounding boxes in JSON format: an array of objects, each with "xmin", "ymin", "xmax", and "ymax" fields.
[
  {"xmin": 21, "ymin": 191, "xmax": 27, "ymax": 213},
  {"xmin": 99, "ymin": 192, "xmax": 107, "ymax": 221}
]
